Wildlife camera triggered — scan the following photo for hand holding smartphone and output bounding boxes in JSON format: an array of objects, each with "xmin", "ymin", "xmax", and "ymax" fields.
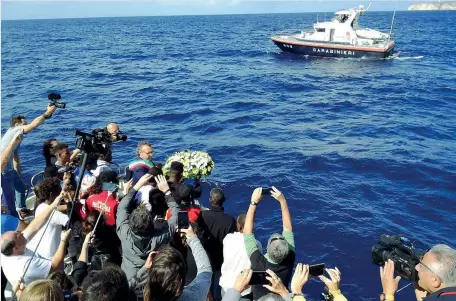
[{"xmin": 178, "ymin": 211, "xmax": 189, "ymax": 229}]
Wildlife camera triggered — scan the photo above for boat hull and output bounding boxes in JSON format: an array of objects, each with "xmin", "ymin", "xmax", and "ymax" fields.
[{"xmin": 271, "ymin": 37, "xmax": 395, "ymax": 58}]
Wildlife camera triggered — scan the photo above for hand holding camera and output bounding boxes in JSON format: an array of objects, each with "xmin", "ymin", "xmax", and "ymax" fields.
[
  {"xmin": 271, "ymin": 186, "xmax": 285, "ymax": 203},
  {"xmin": 263, "ymin": 269, "xmax": 289, "ymax": 297},
  {"xmin": 291, "ymin": 263, "xmax": 310, "ymax": 294},
  {"xmin": 234, "ymin": 269, "xmax": 252, "ymax": 293},
  {"xmin": 180, "ymin": 224, "xmax": 196, "ymax": 239},
  {"xmin": 251, "ymin": 187, "xmax": 263, "ymax": 205},
  {"xmin": 380, "ymin": 260, "xmax": 401, "ymax": 297},
  {"xmin": 319, "ymin": 266, "xmax": 342, "ymax": 292}
]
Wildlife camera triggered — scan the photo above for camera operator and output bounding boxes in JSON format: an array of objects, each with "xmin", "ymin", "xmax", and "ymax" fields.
[
  {"xmin": 1, "ymin": 104, "xmax": 57, "ymax": 219},
  {"xmin": 380, "ymin": 245, "xmax": 456, "ymax": 301},
  {"xmin": 106, "ymin": 123, "xmax": 123, "ymax": 142}
]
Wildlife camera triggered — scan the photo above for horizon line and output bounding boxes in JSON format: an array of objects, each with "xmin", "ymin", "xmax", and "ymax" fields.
[{"xmin": 2, "ymin": 8, "xmax": 419, "ymax": 21}]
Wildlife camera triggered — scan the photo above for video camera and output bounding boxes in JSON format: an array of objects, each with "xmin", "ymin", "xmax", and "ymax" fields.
[
  {"xmin": 74, "ymin": 129, "xmax": 112, "ymax": 155},
  {"xmin": 372, "ymin": 234, "xmax": 426, "ymax": 281},
  {"xmin": 48, "ymin": 93, "xmax": 66, "ymax": 109},
  {"xmin": 93, "ymin": 127, "xmax": 127, "ymax": 142}
]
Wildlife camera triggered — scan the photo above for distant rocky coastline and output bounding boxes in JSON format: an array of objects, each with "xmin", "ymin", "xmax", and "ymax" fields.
[{"xmin": 408, "ymin": 1, "xmax": 456, "ymax": 10}]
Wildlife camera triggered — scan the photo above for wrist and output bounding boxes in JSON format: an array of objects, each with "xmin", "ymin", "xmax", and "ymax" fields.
[
  {"xmin": 329, "ymin": 289, "xmax": 342, "ymax": 296},
  {"xmin": 250, "ymin": 201, "xmax": 258, "ymax": 206},
  {"xmin": 380, "ymin": 293, "xmax": 395, "ymax": 301},
  {"xmin": 164, "ymin": 189, "xmax": 171, "ymax": 196}
]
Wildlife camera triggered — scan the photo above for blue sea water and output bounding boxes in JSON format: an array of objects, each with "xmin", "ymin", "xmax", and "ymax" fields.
[{"xmin": 2, "ymin": 11, "xmax": 456, "ymax": 300}]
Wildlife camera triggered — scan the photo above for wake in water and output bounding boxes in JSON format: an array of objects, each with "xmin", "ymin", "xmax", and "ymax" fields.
[{"xmin": 388, "ymin": 52, "xmax": 424, "ymax": 60}]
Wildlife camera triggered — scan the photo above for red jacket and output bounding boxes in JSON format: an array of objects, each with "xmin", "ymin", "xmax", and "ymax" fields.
[{"xmin": 86, "ymin": 191, "xmax": 119, "ymax": 226}]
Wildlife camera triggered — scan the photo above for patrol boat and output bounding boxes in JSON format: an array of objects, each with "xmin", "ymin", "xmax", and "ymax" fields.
[{"xmin": 271, "ymin": 5, "xmax": 395, "ymax": 58}]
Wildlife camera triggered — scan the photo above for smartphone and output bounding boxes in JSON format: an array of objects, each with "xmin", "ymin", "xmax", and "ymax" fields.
[
  {"xmin": 102, "ymin": 182, "xmax": 118, "ymax": 192},
  {"xmin": 178, "ymin": 211, "xmax": 189, "ymax": 229},
  {"xmin": 249, "ymin": 271, "xmax": 270, "ymax": 285},
  {"xmin": 309, "ymin": 263, "xmax": 325, "ymax": 277},
  {"xmin": 261, "ymin": 187, "xmax": 272, "ymax": 196}
]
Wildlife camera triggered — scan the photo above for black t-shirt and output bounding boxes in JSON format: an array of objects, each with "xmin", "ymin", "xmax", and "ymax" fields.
[{"xmin": 250, "ymin": 249, "xmax": 296, "ymax": 300}]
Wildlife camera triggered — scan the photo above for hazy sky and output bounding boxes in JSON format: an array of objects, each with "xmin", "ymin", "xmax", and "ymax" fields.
[{"xmin": 1, "ymin": 0, "xmax": 415, "ymax": 20}]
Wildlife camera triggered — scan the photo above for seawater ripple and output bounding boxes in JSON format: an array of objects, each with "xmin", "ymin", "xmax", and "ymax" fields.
[{"xmin": 2, "ymin": 11, "xmax": 456, "ymax": 300}]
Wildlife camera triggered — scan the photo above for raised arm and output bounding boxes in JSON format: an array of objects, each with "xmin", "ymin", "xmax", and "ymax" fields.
[
  {"xmin": 23, "ymin": 105, "xmax": 56, "ymax": 134},
  {"xmin": 271, "ymin": 186, "xmax": 294, "ymax": 251},
  {"xmin": 50, "ymin": 229, "xmax": 72, "ymax": 273},
  {"xmin": 155, "ymin": 175, "xmax": 179, "ymax": 227},
  {"xmin": 22, "ymin": 193, "xmax": 63, "ymax": 241},
  {"xmin": 0, "ymin": 132, "xmax": 22, "ymax": 173},
  {"xmin": 244, "ymin": 187, "xmax": 262, "ymax": 234}
]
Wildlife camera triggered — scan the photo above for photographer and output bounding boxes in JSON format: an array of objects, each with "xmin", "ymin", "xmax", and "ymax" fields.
[
  {"xmin": 243, "ymin": 187, "xmax": 295, "ymax": 300},
  {"xmin": 106, "ymin": 123, "xmax": 124, "ymax": 142},
  {"xmin": 380, "ymin": 245, "xmax": 456, "ymax": 301},
  {"xmin": 1, "ymin": 104, "xmax": 57, "ymax": 218},
  {"xmin": 116, "ymin": 174, "xmax": 179, "ymax": 281}
]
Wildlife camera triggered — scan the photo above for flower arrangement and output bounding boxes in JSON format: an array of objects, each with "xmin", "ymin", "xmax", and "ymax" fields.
[{"xmin": 163, "ymin": 150, "xmax": 215, "ymax": 179}]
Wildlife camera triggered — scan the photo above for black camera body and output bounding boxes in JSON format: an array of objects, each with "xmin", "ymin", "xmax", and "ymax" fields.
[
  {"xmin": 75, "ymin": 129, "xmax": 112, "ymax": 155},
  {"xmin": 93, "ymin": 127, "xmax": 127, "ymax": 142},
  {"xmin": 48, "ymin": 93, "xmax": 66, "ymax": 109},
  {"xmin": 372, "ymin": 234, "xmax": 425, "ymax": 281}
]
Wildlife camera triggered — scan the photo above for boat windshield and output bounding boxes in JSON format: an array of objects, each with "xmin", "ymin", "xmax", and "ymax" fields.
[{"xmin": 335, "ymin": 14, "xmax": 349, "ymax": 23}]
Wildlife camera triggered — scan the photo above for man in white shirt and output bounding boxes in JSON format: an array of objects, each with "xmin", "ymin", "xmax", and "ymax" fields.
[
  {"xmin": 0, "ymin": 192, "xmax": 71, "ymax": 287},
  {"xmin": 27, "ymin": 177, "xmax": 70, "ymax": 259},
  {"xmin": 220, "ymin": 213, "xmax": 262, "ymax": 300}
]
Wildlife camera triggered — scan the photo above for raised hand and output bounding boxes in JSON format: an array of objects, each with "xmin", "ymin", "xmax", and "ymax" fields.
[
  {"xmin": 61, "ymin": 228, "xmax": 72, "ymax": 243},
  {"xmin": 251, "ymin": 187, "xmax": 262, "ymax": 205},
  {"xmin": 271, "ymin": 186, "xmax": 285, "ymax": 203},
  {"xmin": 134, "ymin": 174, "xmax": 153, "ymax": 190},
  {"xmin": 380, "ymin": 260, "xmax": 401, "ymax": 296},
  {"xmin": 123, "ymin": 178, "xmax": 133, "ymax": 195},
  {"xmin": 155, "ymin": 174, "xmax": 170, "ymax": 193},
  {"xmin": 291, "ymin": 263, "xmax": 310, "ymax": 294}
]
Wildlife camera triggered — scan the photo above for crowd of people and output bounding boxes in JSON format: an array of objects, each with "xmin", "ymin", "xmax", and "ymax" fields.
[{"xmin": 1, "ymin": 104, "xmax": 456, "ymax": 301}]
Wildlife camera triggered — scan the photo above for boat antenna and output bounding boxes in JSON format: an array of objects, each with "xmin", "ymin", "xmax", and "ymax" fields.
[{"xmin": 388, "ymin": 0, "xmax": 398, "ymax": 42}]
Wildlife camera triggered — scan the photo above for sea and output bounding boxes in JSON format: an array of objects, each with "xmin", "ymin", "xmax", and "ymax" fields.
[{"xmin": 1, "ymin": 11, "xmax": 455, "ymax": 300}]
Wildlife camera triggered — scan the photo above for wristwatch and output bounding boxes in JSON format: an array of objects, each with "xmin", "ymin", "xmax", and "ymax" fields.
[
  {"xmin": 380, "ymin": 293, "xmax": 394, "ymax": 301},
  {"xmin": 250, "ymin": 201, "xmax": 258, "ymax": 206}
]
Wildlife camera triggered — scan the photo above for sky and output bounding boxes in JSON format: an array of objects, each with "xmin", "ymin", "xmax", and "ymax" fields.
[{"xmin": 1, "ymin": 0, "xmax": 419, "ymax": 20}]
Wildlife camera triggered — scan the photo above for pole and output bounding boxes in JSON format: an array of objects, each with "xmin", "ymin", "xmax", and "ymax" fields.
[
  {"xmin": 388, "ymin": 0, "xmax": 398, "ymax": 42},
  {"xmin": 66, "ymin": 151, "xmax": 88, "ymax": 230}
]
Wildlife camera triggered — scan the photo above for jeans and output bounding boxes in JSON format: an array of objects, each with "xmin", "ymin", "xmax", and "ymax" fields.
[
  {"xmin": 1, "ymin": 169, "xmax": 26, "ymax": 217},
  {"xmin": 211, "ymin": 270, "xmax": 222, "ymax": 301}
]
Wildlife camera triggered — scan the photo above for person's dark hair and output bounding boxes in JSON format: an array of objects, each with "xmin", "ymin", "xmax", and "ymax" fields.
[
  {"xmin": 209, "ymin": 187, "xmax": 225, "ymax": 206},
  {"xmin": 129, "ymin": 207, "xmax": 155, "ymax": 236},
  {"xmin": 43, "ymin": 138, "xmax": 58, "ymax": 167},
  {"xmin": 10, "ymin": 115, "xmax": 25, "ymax": 127},
  {"xmin": 147, "ymin": 166, "xmax": 163, "ymax": 186},
  {"xmin": 81, "ymin": 264, "xmax": 130, "ymax": 301},
  {"xmin": 36, "ymin": 177, "xmax": 62, "ymax": 203},
  {"xmin": 1, "ymin": 239, "xmax": 16, "ymax": 256},
  {"xmin": 44, "ymin": 166, "xmax": 59, "ymax": 178},
  {"xmin": 48, "ymin": 271, "xmax": 76, "ymax": 291},
  {"xmin": 144, "ymin": 246, "xmax": 187, "ymax": 301},
  {"xmin": 90, "ymin": 170, "xmax": 119, "ymax": 195},
  {"xmin": 174, "ymin": 184, "xmax": 194, "ymax": 206},
  {"xmin": 82, "ymin": 211, "xmax": 106, "ymax": 234},
  {"xmin": 53, "ymin": 143, "xmax": 69, "ymax": 156}
]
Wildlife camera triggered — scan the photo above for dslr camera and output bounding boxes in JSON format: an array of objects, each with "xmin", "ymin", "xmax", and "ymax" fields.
[
  {"xmin": 372, "ymin": 234, "xmax": 425, "ymax": 281},
  {"xmin": 48, "ymin": 93, "xmax": 66, "ymax": 109}
]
